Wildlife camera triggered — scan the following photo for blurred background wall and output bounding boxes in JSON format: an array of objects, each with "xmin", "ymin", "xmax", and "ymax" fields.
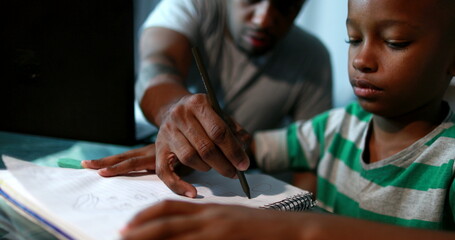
[{"xmin": 297, "ymin": 0, "xmax": 354, "ymax": 108}]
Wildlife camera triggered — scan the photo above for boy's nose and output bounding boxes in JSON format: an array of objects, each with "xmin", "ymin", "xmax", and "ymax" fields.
[
  {"xmin": 352, "ymin": 45, "xmax": 378, "ymax": 73},
  {"xmin": 251, "ymin": 1, "xmax": 276, "ymax": 28}
]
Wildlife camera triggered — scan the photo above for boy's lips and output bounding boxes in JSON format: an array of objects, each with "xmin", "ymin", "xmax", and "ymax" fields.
[{"xmin": 352, "ymin": 79, "xmax": 383, "ymax": 99}]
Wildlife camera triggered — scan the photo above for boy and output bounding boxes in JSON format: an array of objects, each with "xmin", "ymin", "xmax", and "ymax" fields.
[{"xmin": 120, "ymin": 0, "xmax": 455, "ymax": 239}]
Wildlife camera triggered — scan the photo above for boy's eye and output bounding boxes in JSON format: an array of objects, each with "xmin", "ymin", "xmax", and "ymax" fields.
[
  {"xmin": 386, "ymin": 41, "xmax": 411, "ymax": 50},
  {"xmin": 345, "ymin": 39, "xmax": 361, "ymax": 46}
]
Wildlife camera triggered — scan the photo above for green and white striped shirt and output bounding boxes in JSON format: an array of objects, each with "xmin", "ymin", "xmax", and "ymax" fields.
[{"xmin": 255, "ymin": 102, "xmax": 455, "ymax": 230}]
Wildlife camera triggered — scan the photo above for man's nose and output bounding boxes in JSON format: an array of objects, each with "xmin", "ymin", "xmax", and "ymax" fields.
[{"xmin": 251, "ymin": 1, "xmax": 276, "ymax": 28}]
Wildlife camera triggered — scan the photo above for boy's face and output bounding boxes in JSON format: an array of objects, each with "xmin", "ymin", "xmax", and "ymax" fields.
[
  {"xmin": 226, "ymin": 0, "xmax": 304, "ymax": 56},
  {"xmin": 347, "ymin": 0, "xmax": 455, "ymax": 117}
]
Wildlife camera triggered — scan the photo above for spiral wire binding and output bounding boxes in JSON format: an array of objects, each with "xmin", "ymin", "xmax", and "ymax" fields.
[{"xmin": 261, "ymin": 193, "xmax": 316, "ymax": 212}]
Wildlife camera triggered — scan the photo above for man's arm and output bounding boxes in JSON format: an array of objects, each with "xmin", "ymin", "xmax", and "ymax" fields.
[
  {"xmin": 83, "ymin": 27, "xmax": 250, "ymax": 197},
  {"xmin": 139, "ymin": 27, "xmax": 250, "ymax": 198},
  {"xmin": 136, "ymin": 27, "xmax": 192, "ymax": 126}
]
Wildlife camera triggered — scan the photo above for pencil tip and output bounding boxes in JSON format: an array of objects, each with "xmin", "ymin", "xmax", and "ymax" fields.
[{"xmin": 246, "ymin": 191, "xmax": 251, "ymax": 199}]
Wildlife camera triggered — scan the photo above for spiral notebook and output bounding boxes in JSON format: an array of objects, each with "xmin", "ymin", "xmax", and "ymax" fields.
[{"xmin": 0, "ymin": 155, "xmax": 315, "ymax": 240}]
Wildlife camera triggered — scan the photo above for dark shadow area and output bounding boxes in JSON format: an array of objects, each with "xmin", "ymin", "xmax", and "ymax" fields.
[{"xmin": 0, "ymin": 1, "xmax": 136, "ymax": 145}]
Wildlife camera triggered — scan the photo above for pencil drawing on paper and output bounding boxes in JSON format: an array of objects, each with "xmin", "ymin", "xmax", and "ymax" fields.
[{"xmin": 72, "ymin": 193, "xmax": 157, "ymax": 212}]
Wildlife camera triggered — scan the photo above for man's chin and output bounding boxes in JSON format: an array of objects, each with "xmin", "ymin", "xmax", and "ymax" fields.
[{"xmin": 237, "ymin": 44, "xmax": 273, "ymax": 57}]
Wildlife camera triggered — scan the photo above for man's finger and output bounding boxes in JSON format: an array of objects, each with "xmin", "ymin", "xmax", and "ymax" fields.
[
  {"xmin": 155, "ymin": 146, "xmax": 197, "ymax": 198},
  {"xmin": 196, "ymin": 112, "xmax": 249, "ymax": 171},
  {"xmin": 160, "ymin": 125, "xmax": 211, "ymax": 172},
  {"xmin": 81, "ymin": 147, "xmax": 150, "ymax": 169},
  {"xmin": 97, "ymin": 156, "xmax": 156, "ymax": 177},
  {"xmin": 176, "ymin": 113, "xmax": 239, "ymax": 178}
]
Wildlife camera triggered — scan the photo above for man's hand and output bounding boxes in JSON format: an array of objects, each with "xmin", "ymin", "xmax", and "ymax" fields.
[
  {"xmin": 81, "ymin": 145, "xmax": 156, "ymax": 176},
  {"xmin": 135, "ymin": 27, "xmax": 251, "ymax": 198},
  {"xmin": 155, "ymin": 93, "xmax": 251, "ymax": 198},
  {"xmin": 83, "ymin": 93, "xmax": 252, "ymax": 198},
  {"xmin": 121, "ymin": 200, "xmax": 305, "ymax": 240}
]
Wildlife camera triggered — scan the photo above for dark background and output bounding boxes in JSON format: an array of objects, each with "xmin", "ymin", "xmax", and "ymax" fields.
[{"xmin": 0, "ymin": 0, "xmax": 161, "ymax": 145}]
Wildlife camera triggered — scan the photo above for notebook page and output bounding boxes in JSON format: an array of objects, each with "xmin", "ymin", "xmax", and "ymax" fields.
[
  {"xmin": 1, "ymin": 155, "xmax": 307, "ymax": 240},
  {"xmin": 0, "ymin": 170, "xmax": 84, "ymax": 239}
]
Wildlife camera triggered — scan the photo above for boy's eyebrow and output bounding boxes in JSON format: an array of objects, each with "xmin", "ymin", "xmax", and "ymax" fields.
[
  {"xmin": 377, "ymin": 19, "xmax": 420, "ymax": 30},
  {"xmin": 345, "ymin": 18, "xmax": 420, "ymax": 30}
]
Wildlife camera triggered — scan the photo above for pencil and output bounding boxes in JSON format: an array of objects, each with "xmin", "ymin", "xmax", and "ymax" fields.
[{"xmin": 191, "ymin": 47, "xmax": 251, "ymax": 199}]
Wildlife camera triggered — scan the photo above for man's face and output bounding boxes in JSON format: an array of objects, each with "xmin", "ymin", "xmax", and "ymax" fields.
[{"xmin": 226, "ymin": 0, "xmax": 304, "ymax": 56}]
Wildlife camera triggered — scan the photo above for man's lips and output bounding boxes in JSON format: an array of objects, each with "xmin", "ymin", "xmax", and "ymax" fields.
[
  {"xmin": 243, "ymin": 30, "xmax": 271, "ymax": 48},
  {"xmin": 246, "ymin": 28, "xmax": 269, "ymax": 39}
]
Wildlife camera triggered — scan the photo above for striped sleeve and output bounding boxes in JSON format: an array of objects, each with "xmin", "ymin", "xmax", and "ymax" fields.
[
  {"xmin": 254, "ymin": 128, "xmax": 289, "ymax": 172},
  {"xmin": 288, "ymin": 112, "xmax": 329, "ymax": 171},
  {"xmin": 254, "ymin": 110, "xmax": 331, "ymax": 172},
  {"xmin": 449, "ymin": 178, "xmax": 455, "ymax": 228}
]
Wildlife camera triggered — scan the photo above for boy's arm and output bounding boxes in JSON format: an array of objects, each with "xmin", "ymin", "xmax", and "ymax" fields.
[{"xmin": 120, "ymin": 200, "xmax": 455, "ymax": 240}]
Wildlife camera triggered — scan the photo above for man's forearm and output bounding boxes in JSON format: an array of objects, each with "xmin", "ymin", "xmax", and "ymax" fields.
[{"xmin": 136, "ymin": 61, "xmax": 191, "ymax": 126}]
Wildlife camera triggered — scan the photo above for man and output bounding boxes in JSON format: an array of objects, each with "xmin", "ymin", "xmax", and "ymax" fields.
[{"xmin": 83, "ymin": 0, "xmax": 332, "ymax": 191}]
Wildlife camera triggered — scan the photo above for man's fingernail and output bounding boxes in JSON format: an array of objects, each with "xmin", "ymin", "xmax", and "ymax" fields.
[
  {"xmin": 119, "ymin": 226, "xmax": 128, "ymax": 235},
  {"xmin": 238, "ymin": 159, "xmax": 249, "ymax": 171},
  {"xmin": 80, "ymin": 160, "xmax": 88, "ymax": 168},
  {"xmin": 185, "ymin": 191, "xmax": 196, "ymax": 198}
]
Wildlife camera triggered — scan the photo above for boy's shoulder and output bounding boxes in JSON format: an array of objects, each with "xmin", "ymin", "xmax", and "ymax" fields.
[
  {"xmin": 309, "ymin": 101, "xmax": 372, "ymax": 135},
  {"xmin": 434, "ymin": 103, "xmax": 455, "ymax": 139}
]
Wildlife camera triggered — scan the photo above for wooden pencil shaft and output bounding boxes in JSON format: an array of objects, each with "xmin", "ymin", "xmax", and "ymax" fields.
[
  {"xmin": 191, "ymin": 48, "xmax": 223, "ymax": 115},
  {"xmin": 191, "ymin": 47, "xmax": 251, "ymax": 199}
]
